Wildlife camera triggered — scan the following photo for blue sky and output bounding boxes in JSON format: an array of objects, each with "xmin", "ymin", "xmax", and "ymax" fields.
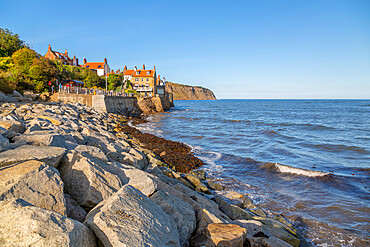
[{"xmin": 1, "ymin": 0, "xmax": 369, "ymax": 99}]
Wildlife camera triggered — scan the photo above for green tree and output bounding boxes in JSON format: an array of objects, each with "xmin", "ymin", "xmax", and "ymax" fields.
[
  {"xmin": 28, "ymin": 57, "xmax": 58, "ymax": 92},
  {"xmin": 107, "ymin": 74, "xmax": 123, "ymax": 91},
  {"xmin": 0, "ymin": 28, "xmax": 26, "ymax": 57}
]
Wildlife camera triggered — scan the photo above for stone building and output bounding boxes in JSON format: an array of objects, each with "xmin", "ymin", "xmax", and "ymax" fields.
[
  {"xmin": 131, "ymin": 65, "xmax": 157, "ymax": 97},
  {"xmin": 44, "ymin": 44, "xmax": 78, "ymax": 66},
  {"xmin": 81, "ymin": 58, "xmax": 110, "ymax": 76}
]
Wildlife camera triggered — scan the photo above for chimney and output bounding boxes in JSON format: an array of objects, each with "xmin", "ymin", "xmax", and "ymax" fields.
[
  {"xmin": 104, "ymin": 58, "xmax": 107, "ymax": 64},
  {"xmin": 154, "ymin": 65, "xmax": 156, "ymax": 70},
  {"xmin": 158, "ymin": 75, "xmax": 160, "ymax": 80},
  {"xmin": 143, "ymin": 64, "xmax": 145, "ymax": 70},
  {"xmin": 48, "ymin": 44, "xmax": 51, "ymax": 51},
  {"xmin": 65, "ymin": 49, "xmax": 68, "ymax": 56},
  {"xmin": 73, "ymin": 54, "xmax": 76, "ymax": 59},
  {"xmin": 124, "ymin": 65, "xmax": 127, "ymax": 70},
  {"xmin": 134, "ymin": 66, "xmax": 137, "ymax": 71},
  {"xmin": 76, "ymin": 58, "xmax": 79, "ymax": 66},
  {"xmin": 163, "ymin": 77, "xmax": 166, "ymax": 81},
  {"xmin": 83, "ymin": 58, "xmax": 87, "ymax": 64}
]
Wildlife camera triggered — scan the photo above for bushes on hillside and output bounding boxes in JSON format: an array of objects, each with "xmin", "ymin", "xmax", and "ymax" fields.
[{"xmin": 0, "ymin": 28, "xmax": 26, "ymax": 57}]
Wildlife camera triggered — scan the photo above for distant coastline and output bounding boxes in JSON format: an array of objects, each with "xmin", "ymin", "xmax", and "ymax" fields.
[{"xmin": 165, "ymin": 82, "xmax": 216, "ymax": 100}]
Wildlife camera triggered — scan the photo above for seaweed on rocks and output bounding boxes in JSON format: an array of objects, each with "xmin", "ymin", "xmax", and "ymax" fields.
[{"xmin": 119, "ymin": 122, "xmax": 205, "ymax": 173}]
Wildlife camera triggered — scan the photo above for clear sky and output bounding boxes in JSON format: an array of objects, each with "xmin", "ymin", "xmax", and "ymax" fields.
[{"xmin": 1, "ymin": 0, "xmax": 369, "ymax": 99}]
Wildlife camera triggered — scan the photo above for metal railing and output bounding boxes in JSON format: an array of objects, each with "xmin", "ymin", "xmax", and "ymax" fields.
[{"xmin": 58, "ymin": 86, "xmax": 131, "ymax": 97}]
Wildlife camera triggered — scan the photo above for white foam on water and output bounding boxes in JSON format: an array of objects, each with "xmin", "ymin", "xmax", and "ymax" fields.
[
  {"xmin": 189, "ymin": 145, "xmax": 224, "ymax": 173},
  {"xmin": 132, "ymin": 120, "xmax": 164, "ymax": 138},
  {"xmin": 274, "ymin": 163, "xmax": 330, "ymax": 177}
]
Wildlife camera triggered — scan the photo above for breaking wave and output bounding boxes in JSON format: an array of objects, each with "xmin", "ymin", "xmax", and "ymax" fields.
[{"xmin": 262, "ymin": 162, "xmax": 331, "ymax": 177}]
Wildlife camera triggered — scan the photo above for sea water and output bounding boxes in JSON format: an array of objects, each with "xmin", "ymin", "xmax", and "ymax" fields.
[{"xmin": 136, "ymin": 99, "xmax": 370, "ymax": 246}]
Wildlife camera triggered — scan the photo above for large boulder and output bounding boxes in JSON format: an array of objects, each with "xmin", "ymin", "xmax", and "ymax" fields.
[
  {"xmin": 0, "ymin": 160, "xmax": 67, "ymax": 215},
  {"xmin": 151, "ymin": 190, "xmax": 196, "ymax": 246},
  {"xmin": 12, "ymin": 131, "xmax": 68, "ymax": 148},
  {"xmin": 0, "ymin": 115, "xmax": 25, "ymax": 133},
  {"xmin": 107, "ymin": 148, "xmax": 148, "ymax": 170},
  {"xmin": 59, "ymin": 150, "xmax": 156, "ymax": 209},
  {"xmin": 85, "ymin": 185, "xmax": 180, "ymax": 247},
  {"xmin": 0, "ymin": 145, "xmax": 66, "ymax": 168},
  {"xmin": 253, "ymin": 217, "xmax": 300, "ymax": 247},
  {"xmin": 0, "ymin": 92, "xmax": 12, "ymax": 102},
  {"xmin": 0, "ymin": 198, "xmax": 96, "ymax": 247},
  {"xmin": 249, "ymin": 236, "xmax": 293, "ymax": 247},
  {"xmin": 204, "ymin": 223, "xmax": 247, "ymax": 247},
  {"xmin": 0, "ymin": 133, "xmax": 11, "ymax": 152},
  {"xmin": 215, "ymin": 196, "xmax": 256, "ymax": 220},
  {"xmin": 153, "ymin": 175, "xmax": 231, "ymax": 224}
]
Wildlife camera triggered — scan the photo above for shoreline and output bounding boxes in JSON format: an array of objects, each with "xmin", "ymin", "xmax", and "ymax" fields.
[{"xmin": 0, "ymin": 99, "xmax": 305, "ymax": 246}]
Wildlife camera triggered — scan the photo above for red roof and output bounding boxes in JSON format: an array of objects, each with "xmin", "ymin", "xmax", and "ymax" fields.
[
  {"xmin": 124, "ymin": 69, "xmax": 134, "ymax": 76},
  {"xmin": 82, "ymin": 62, "xmax": 105, "ymax": 70},
  {"xmin": 132, "ymin": 70, "xmax": 155, "ymax": 77}
]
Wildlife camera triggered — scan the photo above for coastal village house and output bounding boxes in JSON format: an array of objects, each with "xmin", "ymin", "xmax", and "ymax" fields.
[
  {"xmin": 156, "ymin": 75, "xmax": 166, "ymax": 97},
  {"xmin": 122, "ymin": 64, "xmax": 168, "ymax": 97},
  {"xmin": 130, "ymin": 64, "xmax": 157, "ymax": 97},
  {"xmin": 44, "ymin": 44, "xmax": 79, "ymax": 66},
  {"xmin": 81, "ymin": 58, "xmax": 111, "ymax": 77},
  {"xmin": 123, "ymin": 65, "xmax": 134, "ymax": 82}
]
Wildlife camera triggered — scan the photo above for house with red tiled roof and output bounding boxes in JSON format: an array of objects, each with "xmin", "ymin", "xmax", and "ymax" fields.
[
  {"xmin": 81, "ymin": 58, "xmax": 110, "ymax": 76},
  {"xmin": 44, "ymin": 44, "xmax": 78, "ymax": 66},
  {"xmin": 131, "ymin": 64, "xmax": 157, "ymax": 97},
  {"xmin": 123, "ymin": 65, "xmax": 135, "ymax": 82}
]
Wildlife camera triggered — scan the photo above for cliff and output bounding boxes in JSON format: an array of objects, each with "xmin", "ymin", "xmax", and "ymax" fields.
[{"xmin": 165, "ymin": 82, "xmax": 216, "ymax": 100}]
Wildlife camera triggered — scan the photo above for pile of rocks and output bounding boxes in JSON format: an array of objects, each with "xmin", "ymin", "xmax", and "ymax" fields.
[{"xmin": 0, "ymin": 99, "xmax": 302, "ymax": 246}]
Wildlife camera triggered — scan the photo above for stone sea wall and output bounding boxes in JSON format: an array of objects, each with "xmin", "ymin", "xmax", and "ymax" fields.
[
  {"xmin": 0, "ymin": 90, "xmax": 304, "ymax": 246},
  {"xmin": 51, "ymin": 92, "xmax": 171, "ymax": 115}
]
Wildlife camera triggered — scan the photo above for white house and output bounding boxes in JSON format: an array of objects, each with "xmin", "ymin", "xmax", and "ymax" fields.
[{"xmin": 81, "ymin": 58, "xmax": 110, "ymax": 76}]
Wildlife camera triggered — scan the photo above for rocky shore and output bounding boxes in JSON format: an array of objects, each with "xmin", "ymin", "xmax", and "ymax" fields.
[{"xmin": 0, "ymin": 91, "xmax": 303, "ymax": 246}]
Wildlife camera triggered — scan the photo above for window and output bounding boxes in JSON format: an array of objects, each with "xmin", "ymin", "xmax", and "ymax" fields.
[
  {"xmin": 135, "ymin": 78, "xmax": 139, "ymax": 82},
  {"xmin": 146, "ymin": 71, "xmax": 150, "ymax": 75},
  {"xmin": 145, "ymin": 84, "xmax": 149, "ymax": 88},
  {"xmin": 98, "ymin": 65, "xmax": 101, "ymax": 68},
  {"xmin": 86, "ymin": 65, "xmax": 90, "ymax": 68},
  {"xmin": 136, "ymin": 72, "xmax": 139, "ymax": 75},
  {"xmin": 141, "ymin": 78, "xmax": 143, "ymax": 81},
  {"xmin": 146, "ymin": 78, "xmax": 149, "ymax": 81}
]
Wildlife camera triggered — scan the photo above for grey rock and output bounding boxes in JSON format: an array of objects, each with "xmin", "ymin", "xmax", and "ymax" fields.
[
  {"xmin": 252, "ymin": 217, "xmax": 300, "ymax": 247},
  {"xmin": 85, "ymin": 185, "xmax": 180, "ymax": 247},
  {"xmin": 0, "ymin": 115, "xmax": 25, "ymax": 133},
  {"xmin": 190, "ymin": 169, "xmax": 206, "ymax": 180},
  {"xmin": 0, "ymin": 160, "xmax": 67, "ymax": 215},
  {"xmin": 12, "ymin": 90, "xmax": 23, "ymax": 97},
  {"xmin": 59, "ymin": 150, "xmax": 156, "ymax": 209},
  {"xmin": 75, "ymin": 145, "xmax": 108, "ymax": 162},
  {"xmin": 0, "ymin": 126, "xmax": 17, "ymax": 139},
  {"xmin": 0, "ymin": 198, "xmax": 96, "ymax": 247},
  {"xmin": 0, "ymin": 145, "xmax": 66, "ymax": 168},
  {"xmin": 12, "ymin": 132, "xmax": 68, "ymax": 148},
  {"xmin": 65, "ymin": 193, "xmax": 87, "ymax": 223},
  {"xmin": 153, "ymin": 175, "xmax": 231, "ymax": 227},
  {"xmin": 215, "ymin": 196, "xmax": 256, "ymax": 220},
  {"xmin": 206, "ymin": 180, "xmax": 224, "ymax": 190},
  {"xmin": 249, "ymin": 236, "xmax": 293, "ymax": 247},
  {"xmin": 151, "ymin": 190, "xmax": 196, "ymax": 246},
  {"xmin": 0, "ymin": 92, "xmax": 12, "ymax": 102},
  {"xmin": 0, "ymin": 133, "xmax": 11, "ymax": 151}
]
